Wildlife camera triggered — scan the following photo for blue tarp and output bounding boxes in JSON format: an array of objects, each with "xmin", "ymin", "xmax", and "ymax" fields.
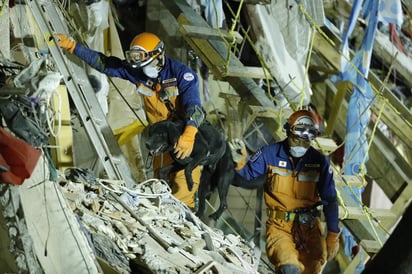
[{"xmin": 337, "ymin": 0, "xmax": 402, "ymax": 272}]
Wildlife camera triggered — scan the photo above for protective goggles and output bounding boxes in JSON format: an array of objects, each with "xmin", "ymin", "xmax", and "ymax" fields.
[
  {"xmin": 290, "ymin": 125, "xmax": 318, "ymax": 141},
  {"xmin": 125, "ymin": 42, "xmax": 164, "ymax": 68},
  {"xmin": 125, "ymin": 49, "xmax": 150, "ymax": 65}
]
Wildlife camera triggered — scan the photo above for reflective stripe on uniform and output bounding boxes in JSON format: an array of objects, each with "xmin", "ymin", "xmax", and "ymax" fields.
[{"xmin": 267, "ymin": 208, "xmax": 297, "ymax": 221}]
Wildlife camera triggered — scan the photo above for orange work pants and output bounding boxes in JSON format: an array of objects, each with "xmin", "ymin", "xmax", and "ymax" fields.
[
  {"xmin": 265, "ymin": 218, "xmax": 327, "ymax": 274},
  {"xmin": 153, "ymin": 153, "xmax": 201, "ymax": 208}
]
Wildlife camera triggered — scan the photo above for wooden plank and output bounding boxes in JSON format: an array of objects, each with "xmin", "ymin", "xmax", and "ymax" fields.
[
  {"xmin": 381, "ymin": 180, "xmax": 412, "ymax": 230},
  {"xmin": 335, "ymin": 175, "xmax": 364, "ymax": 187},
  {"xmin": 360, "ymin": 240, "xmax": 382, "ymax": 253},
  {"xmin": 337, "ymin": 183, "xmax": 389, "ymax": 244},
  {"xmin": 224, "ymin": 66, "xmax": 271, "ymax": 79},
  {"xmin": 370, "ymin": 95, "xmax": 412, "ymax": 153},
  {"xmin": 373, "ymin": 31, "xmax": 412, "ymax": 88},
  {"xmin": 339, "ymin": 206, "xmax": 396, "ymax": 222},
  {"xmin": 311, "ymin": 78, "xmax": 412, "ymax": 200},
  {"xmin": 367, "ymin": 129, "xmax": 412, "ymax": 199},
  {"xmin": 313, "ymin": 30, "xmax": 412, "ymax": 152},
  {"xmin": 312, "ymin": 137, "xmax": 338, "ymax": 155},
  {"xmin": 179, "ymin": 24, "xmax": 243, "ymax": 44},
  {"xmin": 342, "ymin": 247, "xmax": 370, "ymax": 274},
  {"xmin": 166, "ymin": 1, "xmax": 277, "ymax": 110},
  {"xmin": 325, "ymin": 0, "xmax": 412, "ymax": 89},
  {"xmin": 324, "ymin": 81, "xmax": 352, "ymax": 136}
]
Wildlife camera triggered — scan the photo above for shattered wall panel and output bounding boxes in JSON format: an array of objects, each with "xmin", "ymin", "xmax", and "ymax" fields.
[
  {"xmin": 246, "ymin": 1, "xmax": 314, "ymax": 107},
  {"xmin": 18, "ymin": 157, "xmax": 101, "ymax": 274}
]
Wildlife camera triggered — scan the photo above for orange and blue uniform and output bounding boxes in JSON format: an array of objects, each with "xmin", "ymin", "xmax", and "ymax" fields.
[
  {"xmin": 235, "ymin": 139, "xmax": 339, "ymax": 274},
  {"xmin": 71, "ymin": 43, "xmax": 202, "ymax": 208}
]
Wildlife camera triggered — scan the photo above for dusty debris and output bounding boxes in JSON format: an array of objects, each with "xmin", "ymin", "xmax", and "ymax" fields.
[{"xmin": 59, "ymin": 168, "xmax": 261, "ymax": 273}]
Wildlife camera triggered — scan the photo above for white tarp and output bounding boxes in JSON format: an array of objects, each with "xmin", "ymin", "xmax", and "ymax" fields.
[
  {"xmin": 247, "ymin": 0, "xmax": 319, "ymax": 107},
  {"xmin": 18, "ymin": 156, "xmax": 101, "ymax": 274}
]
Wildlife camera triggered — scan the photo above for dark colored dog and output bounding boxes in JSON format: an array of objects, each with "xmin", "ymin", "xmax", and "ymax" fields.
[
  {"xmin": 145, "ymin": 119, "xmax": 265, "ymax": 221},
  {"xmin": 145, "ymin": 120, "xmax": 226, "ymax": 191},
  {"xmin": 197, "ymin": 144, "xmax": 266, "ymax": 220}
]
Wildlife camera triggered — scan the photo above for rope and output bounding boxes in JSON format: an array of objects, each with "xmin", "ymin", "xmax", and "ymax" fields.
[
  {"xmin": 336, "ymin": 188, "xmax": 348, "ymax": 220},
  {"xmin": 0, "ymin": 0, "xmax": 9, "ymax": 18},
  {"xmin": 359, "ymin": 99, "xmax": 386, "ymax": 175},
  {"xmin": 297, "ymin": 1, "xmax": 412, "ymax": 135},
  {"xmin": 298, "ymin": 24, "xmax": 317, "ymax": 109},
  {"xmin": 220, "ymin": 1, "xmax": 300, "ymax": 113},
  {"xmin": 220, "ymin": 0, "xmax": 245, "ymax": 72},
  {"xmin": 334, "ymin": 168, "xmax": 391, "ymax": 242},
  {"xmin": 53, "ymin": 1, "xmax": 147, "ymax": 127}
]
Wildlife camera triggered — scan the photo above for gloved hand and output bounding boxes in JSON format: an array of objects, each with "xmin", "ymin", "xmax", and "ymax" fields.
[
  {"xmin": 113, "ymin": 119, "xmax": 148, "ymax": 146},
  {"xmin": 228, "ymin": 138, "xmax": 248, "ymax": 170},
  {"xmin": 174, "ymin": 125, "xmax": 198, "ymax": 159},
  {"xmin": 326, "ymin": 231, "xmax": 340, "ymax": 260},
  {"xmin": 54, "ymin": 33, "xmax": 76, "ymax": 53}
]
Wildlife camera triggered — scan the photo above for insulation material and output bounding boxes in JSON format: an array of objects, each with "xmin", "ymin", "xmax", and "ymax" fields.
[
  {"xmin": 18, "ymin": 157, "xmax": 101, "ymax": 274},
  {"xmin": 247, "ymin": 0, "xmax": 315, "ymax": 107}
]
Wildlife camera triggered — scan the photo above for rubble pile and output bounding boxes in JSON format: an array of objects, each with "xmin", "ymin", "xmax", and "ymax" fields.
[{"xmin": 60, "ymin": 168, "xmax": 261, "ymax": 273}]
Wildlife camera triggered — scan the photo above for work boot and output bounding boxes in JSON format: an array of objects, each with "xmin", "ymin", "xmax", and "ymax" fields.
[{"xmin": 277, "ymin": 264, "xmax": 301, "ymax": 274}]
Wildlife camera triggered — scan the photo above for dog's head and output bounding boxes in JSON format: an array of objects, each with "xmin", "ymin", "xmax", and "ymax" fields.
[{"xmin": 145, "ymin": 120, "xmax": 181, "ymax": 156}]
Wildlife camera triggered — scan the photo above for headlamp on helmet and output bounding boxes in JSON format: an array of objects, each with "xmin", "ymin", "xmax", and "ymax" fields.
[{"xmin": 285, "ymin": 110, "xmax": 320, "ymax": 141}]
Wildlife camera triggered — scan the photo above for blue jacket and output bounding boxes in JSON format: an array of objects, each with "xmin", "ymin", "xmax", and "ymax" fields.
[
  {"xmin": 236, "ymin": 139, "xmax": 339, "ymax": 232},
  {"xmin": 72, "ymin": 44, "xmax": 202, "ymax": 127}
]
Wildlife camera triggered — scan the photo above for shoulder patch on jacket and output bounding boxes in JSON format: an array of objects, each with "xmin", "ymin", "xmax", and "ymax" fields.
[
  {"xmin": 249, "ymin": 150, "xmax": 261, "ymax": 162},
  {"xmin": 183, "ymin": 72, "xmax": 194, "ymax": 81}
]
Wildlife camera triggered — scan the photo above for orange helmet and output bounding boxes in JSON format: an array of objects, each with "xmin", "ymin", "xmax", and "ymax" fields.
[
  {"xmin": 125, "ymin": 32, "xmax": 165, "ymax": 68},
  {"xmin": 284, "ymin": 110, "xmax": 320, "ymax": 140}
]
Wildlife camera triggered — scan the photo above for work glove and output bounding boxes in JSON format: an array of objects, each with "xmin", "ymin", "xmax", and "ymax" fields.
[
  {"xmin": 228, "ymin": 138, "xmax": 248, "ymax": 170},
  {"xmin": 174, "ymin": 125, "xmax": 198, "ymax": 159},
  {"xmin": 54, "ymin": 33, "xmax": 77, "ymax": 53},
  {"xmin": 113, "ymin": 119, "xmax": 148, "ymax": 146},
  {"xmin": 326, "ymin": 231, "xmax": 340, "ymax": 260}
]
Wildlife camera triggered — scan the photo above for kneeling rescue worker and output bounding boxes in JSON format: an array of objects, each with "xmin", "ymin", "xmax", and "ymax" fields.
[
  {"xmin": 229, "ymin": 109, "xmax": 340, "ymax": 274},
  {"xmin": 55, "ymin": 32, "xmax": 204, "ymax": 210}
]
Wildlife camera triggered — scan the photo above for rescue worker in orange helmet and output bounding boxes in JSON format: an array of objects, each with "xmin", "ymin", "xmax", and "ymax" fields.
[
  {"xmin": 55, "ymin": 32, "xmax": 204, "ymax": 209},
  {"xmin": 229, "ymin": 109, "xmax": 340, "ymax": 274}
]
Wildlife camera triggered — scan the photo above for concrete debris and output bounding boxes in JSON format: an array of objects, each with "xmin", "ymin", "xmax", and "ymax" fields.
[
  {"xmin": 59, "ymin": 169, "xmax": 261, "ymax": 273},
  {"xmin": 0, "ymin": 184, "xmax": 44, "ymax": 273}
]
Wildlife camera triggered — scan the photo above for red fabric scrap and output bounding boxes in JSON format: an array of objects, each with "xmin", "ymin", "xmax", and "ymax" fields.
[{"xmin": 0, "ymin": 127, "xmax": 42, "ymax": 185}]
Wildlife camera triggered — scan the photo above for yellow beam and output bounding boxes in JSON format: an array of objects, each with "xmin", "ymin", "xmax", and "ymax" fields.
[
  {"xmin": 335, "ymin": 174, "xmax": 364, "ymax": 187},
  {"xmin": 339, "ymin": 206, "xmax": 396, "ymax": 222},
  {"xmin": 179, "ymin": 24, "xmax": 243, "ymax": 44},
  {"xmin": 324, "ymin": 81, "xmax": 352, "ymax": 136}
]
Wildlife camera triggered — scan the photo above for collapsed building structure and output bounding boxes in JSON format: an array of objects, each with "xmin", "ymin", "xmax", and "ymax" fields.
[{"xmin": 0, "ymin": 0, "xmax": 411, "ymax": 273}]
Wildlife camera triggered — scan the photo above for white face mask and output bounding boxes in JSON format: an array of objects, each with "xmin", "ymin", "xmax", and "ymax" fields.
[
  {"xmin": 142, "ymin": 65, "xmax": 159, "ymax": 78},
  {"xmin": 290, "ymin": 146, "xmax": 308, "ymax": 158}
]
